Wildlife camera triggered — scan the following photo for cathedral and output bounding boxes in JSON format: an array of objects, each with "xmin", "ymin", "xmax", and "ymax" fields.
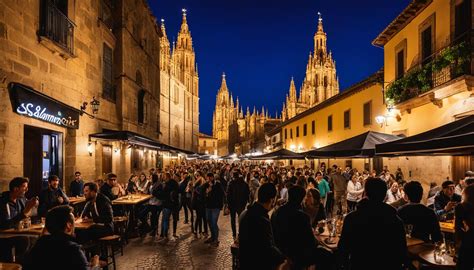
[
  {"xmin": 159, "ymin": 10, "xmax": 200, "ymax": 152},
  {"xmin": 212, "ymin": 74, "xmax": 281, "ymax": 156},
  {"xmin": 282, "ymin": 14, "xmax": 339, "ymax": 121}
]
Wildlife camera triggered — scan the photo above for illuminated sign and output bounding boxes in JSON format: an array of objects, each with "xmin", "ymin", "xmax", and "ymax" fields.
[{"xmin": 9, "ymin": 83, "xmax": 80, "ymax": 129}]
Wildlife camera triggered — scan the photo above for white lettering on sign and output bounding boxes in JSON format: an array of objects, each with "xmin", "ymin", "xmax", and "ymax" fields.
[{"xmin": 16, "ymin": 103, "xmax": 78, "ymax": 127}]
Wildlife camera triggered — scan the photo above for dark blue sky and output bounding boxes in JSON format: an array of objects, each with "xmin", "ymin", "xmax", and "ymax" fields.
[{"xmin": 148, "ymin": 0, "xmax": 410, "ymax": 135}]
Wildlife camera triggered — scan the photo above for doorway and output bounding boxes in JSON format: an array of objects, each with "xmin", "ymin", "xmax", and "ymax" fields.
[{"xmin": 24, "ymin": 125, "xmax": 63, "ymax": 197}]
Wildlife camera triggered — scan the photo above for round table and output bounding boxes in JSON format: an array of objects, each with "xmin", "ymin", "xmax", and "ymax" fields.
[{"xmin": 418, "ymin": 249, "xmax": 456, "ymax": 269}]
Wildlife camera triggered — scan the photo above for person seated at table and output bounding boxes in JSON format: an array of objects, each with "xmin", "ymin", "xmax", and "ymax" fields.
[
  {"xmin": 100, "ymin": 173, "xmax": 125, "ymax": 202},
  {"xmin": 126, "ymin": 174, "xmax": 139, "ymax": 194},
  {"xmin": 70, "ymin": 171, "xmax": 85, "ymax": 197},
  {"xmin": 22, "ymin": 205, "xmax": 101, "ymax": 270},
  {"xmin": 0, "ymin": 177, "xmax": 39, "ymax": 263},
  {"xmin": 338, "ymin": 178, "xmax": 407, "ymax": 270},
  {"xmin": 77, "ymin": 182, "xmax": 114, "ymax": 243},
  {"xmin": 397, "ymin": 181, "xmax": 442, "ymax": 243},
  {"xmin": 272, "ymin": 185, "xmax": 332, "ymax": 270},
  {"xmin": 302, "ymin": 188, "xmax": 326, "ymax": 228},
  {"xmin": 137, "ymin": 173, "xmax": 151, "ymax": 193},
  {"xmin": 427, "ymin": 182, "xmax": 441, "ymax": 208},
  {"xmin": 385, "ymin": 182, "xmax": 402, "ymax": 204},
  {"xmin": 38, "ymin": 175, "xmax": 69, "ymax": 217},
  {"xmin": 434, "ymin": 180, "xmax": 461, "ymax": 220},
  {"xmin": 239, "ymin": 183, "xmax": 287, "ymax": 270},
  {"xmin": 455, "ymin": 184, "xmax": 474, "ymax": 270}
]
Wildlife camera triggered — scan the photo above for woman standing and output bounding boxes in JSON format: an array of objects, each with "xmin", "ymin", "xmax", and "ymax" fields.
[{"xmin": 346, "ymin": 175, "xmax": 364, "ymax": 212}]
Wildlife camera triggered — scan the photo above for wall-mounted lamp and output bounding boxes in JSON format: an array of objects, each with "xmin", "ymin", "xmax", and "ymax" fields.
[
  {"xmin": 375, "ymin": 115, "xmax": 387, "ymax": 127},
  {"xmin": 80, "ymin": 96, "xmax": 101, "ymax": 118},
  {"xmin": 87, "ymin": 142, "xmax": 94, "ymax": 156}
]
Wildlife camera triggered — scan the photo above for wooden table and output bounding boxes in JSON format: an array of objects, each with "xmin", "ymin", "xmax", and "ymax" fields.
[
  {"xmin": 112, "ymin": 194, "xmax": 151, "ymax": 205},
  {"xmin": 0, "ymin": 262, "xmax": 22, "ymax": 270},
  {"xmin": 439, "ymin": 221, "xmax": 455, "ymax": 234},
  {"xmin": 69, "ymin": 196, "xmax": 86, "ymax": 205},
  {"xmin": 0, "ymin": 224, "xmax": 44, "ymax": 237},
  {"xmin": 418, "ymin": 249, "xmax": 456, "ymax": 269},
  {"xmin": 74, "ymin": 220, "xmax": 94, "ymax": 230}
]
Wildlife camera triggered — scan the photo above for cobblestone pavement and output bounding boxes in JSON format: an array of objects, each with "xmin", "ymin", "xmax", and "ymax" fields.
[{"xmin": 116, "ymin": 211, "xmax": 234, "ymax": 270}]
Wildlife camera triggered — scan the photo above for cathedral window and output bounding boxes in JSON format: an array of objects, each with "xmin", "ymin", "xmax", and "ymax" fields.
[
  {"xmin": 328, "ymin": 115, "xmax": 333, "ymax": 132},
  {"xmin": 344, "ymin": 110, "xmax": 351, "ymax": 129}
]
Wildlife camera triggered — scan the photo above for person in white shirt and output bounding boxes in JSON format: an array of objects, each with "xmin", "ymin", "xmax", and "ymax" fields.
[
  {"xmin": 385, "ymin": 182, "xmax": 402, "ymax": 204},
  {"xmin": 346, "ymin": 175, "xmax": 364, "ymax": 212}
]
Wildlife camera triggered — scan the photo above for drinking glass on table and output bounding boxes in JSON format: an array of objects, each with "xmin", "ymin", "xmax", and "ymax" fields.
[{"xmin": 405, "ymin": 224, "xmax": 413, "ymax": 238}]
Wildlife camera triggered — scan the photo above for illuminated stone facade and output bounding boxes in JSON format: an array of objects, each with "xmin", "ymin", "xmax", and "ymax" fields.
[
  {"xmin": 212, "ymin": 74, "xmax": 281, "ymax": 156},
  {"xmin": 0, "ymin": 0, "xmax": 194, "ymax": 193},
  {"xmin": 282, "ymin": 14, "xmax": 339, "ymax": 121}
]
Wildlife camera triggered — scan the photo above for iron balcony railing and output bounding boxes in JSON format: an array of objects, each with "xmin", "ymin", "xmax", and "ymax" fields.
[
  {"xmin": 385, "ymin": 31, "xmax": 472, "ymax": 104},
  {"xmin": 39, "ymin": 0, "xmax": 75, "ymax": 55}
]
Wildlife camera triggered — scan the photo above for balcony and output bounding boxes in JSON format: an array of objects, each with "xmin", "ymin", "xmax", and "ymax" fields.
[
  {"xmin": 385, "ymin": 31, "xmax": 472, "ymax": 105},
  {"xmin": 39, "ymin": 0, "xmax": 75, "ymax": 56}
]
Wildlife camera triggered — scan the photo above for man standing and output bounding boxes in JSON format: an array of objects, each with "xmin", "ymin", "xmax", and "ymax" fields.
[
  {"xmin": 434, "ymin": 180, "xmax": 462, "ymax": 220},
  {"xmin": 331, "ymin": 167, "xmax": 348, "ymax": 216},
  {"xmin": 70, "ymin": 171, "xmax": 84, "ymax": 197},
  {"xmin": 38, "ymin": 175, "xmax": 69, "ymax": 217},
  {"xmin": 203, "ymin": 172, "xmax": 224, "ymax": 246},
  {"xmin": 0, "ymin": 177, "xmax": 39, "ymax": 262},
  {"xmin": 78, "ymin": 182, "xmax": 114, "ymax": 243},
  {"xmin": 398, "ymin": 181, "xmax": 442, "ymax": 243},
  {"xmin": 239, "ymin": 183, "xmax": 286, "ymax": 270},
  {"xmin": 227, "ymin": 171, "xmax": 250, "ymax": 240},
  {"xmin": 338, "ymin": 178, "xmax": 407, "ymax": 270},
  {"xmin": 160, "ymin": 173, "xmax": 179, "ymax": 239}
]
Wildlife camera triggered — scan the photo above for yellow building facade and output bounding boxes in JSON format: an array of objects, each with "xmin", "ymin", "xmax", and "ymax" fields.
[{"xmin": 279, "ymin": 0, "xmax": 474, "ymax": 190}]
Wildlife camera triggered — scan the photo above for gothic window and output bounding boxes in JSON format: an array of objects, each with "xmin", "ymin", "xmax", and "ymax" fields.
[
  {"xmin": 102, "ymin": 43, "xmax": 115, "ymax": 102},
  {"xmin": 138, "ymin": 89, "xmax": 145, "ymax": 124}
]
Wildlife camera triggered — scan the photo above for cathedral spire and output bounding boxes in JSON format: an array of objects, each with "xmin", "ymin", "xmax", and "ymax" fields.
[
  {"xmin": 177, "ymin": 8, "xmax": 193, "ymax": 51},
  {"xmin": 218, "ymin": 72, "xmax": 228, "ymax": 93},
  {"xmin": 317, "ymin": 12, "xmax": 324, "ymax": 33},
  {"xmin": 314, "ymin": 11, "xmax": 327, "ymax": 55},
  {"xmin": 289, "ymin": 77, "xmax": 297, "ymax": 102}
]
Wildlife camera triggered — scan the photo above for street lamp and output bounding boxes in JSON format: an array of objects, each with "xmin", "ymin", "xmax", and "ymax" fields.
[{"xmin": 80, "ymin": 97, "xmax": 101, "ymax": 118}]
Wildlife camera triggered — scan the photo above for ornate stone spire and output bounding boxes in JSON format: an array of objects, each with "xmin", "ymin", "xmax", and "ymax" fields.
[{"xmin": 289, "ymin": 77, "xmax": 297, "ymax": 102}]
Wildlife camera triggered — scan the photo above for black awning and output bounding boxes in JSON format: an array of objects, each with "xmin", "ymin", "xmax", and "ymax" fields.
[
  {"xmin": 376, "ymin": 115, "xmax": 474, "ymax": 156},
  {"xmin": 89, "ymin": 129, "xmax": 165, "ymax": 150},
  {"xmin": 250, "ymin": 149, "xmax": 305, "ymax": 160},
  {"xmin": 303, "ymin": 131, "xmax": 403, "ymax": 158}
]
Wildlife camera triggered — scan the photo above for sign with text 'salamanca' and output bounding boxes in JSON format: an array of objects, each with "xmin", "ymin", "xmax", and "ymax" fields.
[{"xmin": 8, "ymin": 83, "xmax": 80, "ymax": 129}]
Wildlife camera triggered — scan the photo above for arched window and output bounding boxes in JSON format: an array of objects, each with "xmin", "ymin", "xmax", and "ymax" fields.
[{"xmin": 138, "ymin": 89, "xmax": 145, "ymax": 124}]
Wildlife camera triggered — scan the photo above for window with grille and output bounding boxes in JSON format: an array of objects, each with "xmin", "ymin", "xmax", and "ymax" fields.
[{"xmin": 102, "ymin": 43, "xmax": 115, "ymax": 101}]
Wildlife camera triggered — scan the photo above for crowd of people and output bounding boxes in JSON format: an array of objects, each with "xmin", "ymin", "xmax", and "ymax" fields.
[{"xmin": 0, "ymin": 160, "xmax": 473, "ymax": 269}]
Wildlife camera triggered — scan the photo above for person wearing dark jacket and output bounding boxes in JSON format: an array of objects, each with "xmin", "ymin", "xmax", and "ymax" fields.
[
  {"xmin": 70, "ymin": 171, "xmax": 85, "ymax": 197},
  {"xmin": 22, "ymin": 205, "xmax": 100, "ymax": 270},
  {"xmin": 192, "ymin": 175, "xmax": 208, "ymax": 236},
  {"xmin": 239, "ymin": 182, "xmax": 286, "ymax": 270},
  {"xmin": 397, "ymin": 181, "xmax": 442, "ymax": 243},
  {"xmin": 178, "ymin": 173, "xmax": 191, "ymax": 224},
  {"xmin": 160, "ymin": 173, "xmax": 179, "ymax": 239},
  {"xmin": 227, "ymin": 172, "xmax": 250, "ymax": 239},
  {"xmin": 455, "ymin": 184, "xmax": 474, "ymax": 270},
  {"xmin": 338, "ymin": 178, "xmax": 407, "ymax": 270},
  {"xmin": 77, "ymin": 182, "xmax": 114, "ymax": 243},
  {"xmin": 272, "ymin": 185, "xmax": 330, "ymax": 269},
  {"xmin": 99, "ymin": 173, "xmax": 125, "ymax": 202},
  {"xmin": 434, "ymin": 180, "xmax": 462, "ymax": 220},
  {"xmin": 38, "ymin": 175, "xmax": 69, "ymax": 217},
  {"xmin": 202, "ymin": 172, "xmax": 225, "ymax": 246},
  {"xmin": 0, "ymin": 177, "xmax": 38, "ymax": 262}
]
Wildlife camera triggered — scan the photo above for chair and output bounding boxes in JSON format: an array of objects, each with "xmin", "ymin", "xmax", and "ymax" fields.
[
  {"xmin": 99, "ymin": 235, "xmax": 122, "ymax": 270},
  {"xmin": 113, "ymin": 216, "xmax": 129, "ymax": 246}
]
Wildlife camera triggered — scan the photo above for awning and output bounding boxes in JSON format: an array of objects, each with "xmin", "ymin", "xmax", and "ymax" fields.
[
  {"xmin": 250, "ymin": 149, "xmax": 305, "ymax": 160},
  {"xmin": 89, "ymin": 129, "xmax": 196, "ymax": 155},
  {"xmin": 375, "ymin": 115, "xmax": 474, "ymax": 156},
  {"xmin": 303, "ymin": 131, "xmax": 403, "ymax": 158}
]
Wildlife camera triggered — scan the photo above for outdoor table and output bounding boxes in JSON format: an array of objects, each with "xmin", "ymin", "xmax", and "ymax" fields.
[
  {"xmin": 69, "ymin": 196, "xmax": 86, "ymax": 205},
  {"xmin": 0, "ymin": 262, "xmax": 22, "ymax": 270},
  {"xmin": 439, "ymin": 221, "xmax": 455, "ymax": 234},
  {"xmin": 74, "ymin": 219, "xmax": 95, "ymax": 230},
  {"xmin": 418, "ymin": 249, "xmax": 456, "ymax": 269},
  {"xmin": 112, "ymin": 194, "xmax": 151, "ymax": 237},
  {"xmin": 0, "ymin": 223, "xmax": 44, "ymax": 237}
]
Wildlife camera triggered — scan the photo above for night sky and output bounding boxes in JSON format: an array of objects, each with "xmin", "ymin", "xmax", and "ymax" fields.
[{"xmin": 148, "ymin": 0, "xmax": 410, "ymax": 135}]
